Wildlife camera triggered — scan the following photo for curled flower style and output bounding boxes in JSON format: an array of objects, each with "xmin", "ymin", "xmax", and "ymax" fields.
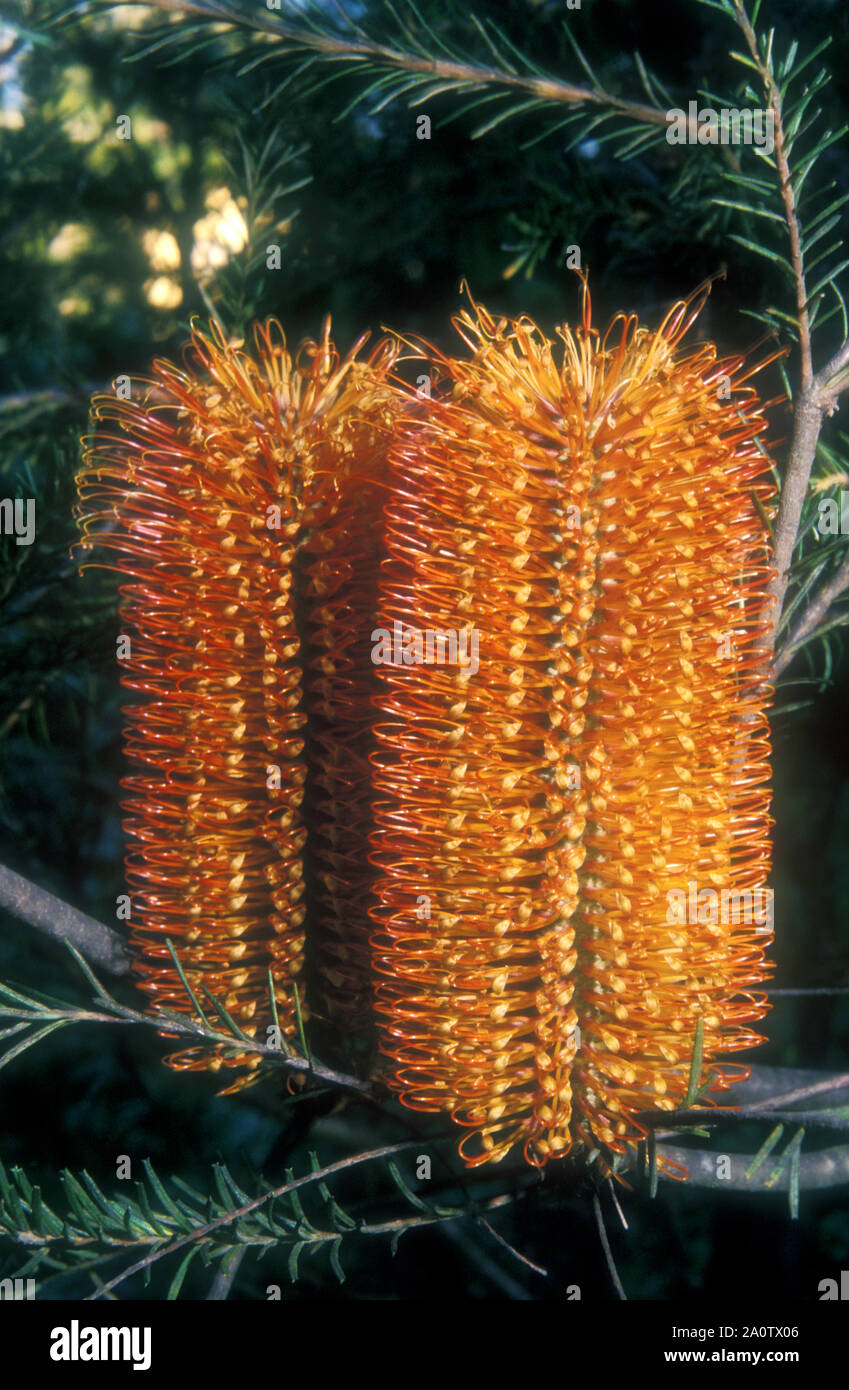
[
  {"xmin": 299, "ymin": 455, "xmax": 389, "ymax": 1032},
  {"xmin": 368, "ymin": 285, "xmax": 777, "ymax": 1169},
  {"xmin": 77, "ymin": 318, "xmax": 398, "ymax": 1088}
]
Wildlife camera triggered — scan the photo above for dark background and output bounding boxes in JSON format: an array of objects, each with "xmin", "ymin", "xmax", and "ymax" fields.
[{"xmin": 0, "ymin": 0, "xmax": 847, "ymax": 1299}]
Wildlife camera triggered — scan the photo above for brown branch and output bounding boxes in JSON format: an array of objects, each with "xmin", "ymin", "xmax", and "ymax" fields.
[
  {"xmin": 733, "ymin": 3, "xmax": 812, "ymax": 388},
  {"xmin": 766, "ymin": 348, "xmax": 849, "ymax": 662},
  {"xmin": 767, "ymin": 393, "xmax": 825, "ymax": 642},
  {"xmin": 817, "ymin": 334, "xmax": 849, "ymax": 408},
  {"xmin": 0, "ymin": 862, "xmax": 131, "ymax": 975}
]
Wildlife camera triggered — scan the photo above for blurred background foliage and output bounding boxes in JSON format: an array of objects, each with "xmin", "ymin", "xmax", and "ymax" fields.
[{"xmin": 0, "ymin": 0, "xmax": 848, "ymax": 1299}]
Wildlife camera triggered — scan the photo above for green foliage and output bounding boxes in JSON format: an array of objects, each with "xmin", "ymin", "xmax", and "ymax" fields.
[
  {"xmin": 705, "ymin": 19, "xmax": 849, "ymax": 349},
  {"xmin": 0, "ymin": 1143, "xmax": 460, "ymax": 1297},
  {"xmin": 199, "ymin": 116, "xmax": 312, "ymax": 335},
  {"xmin": 0, "ymin": 940, "xmax": 320, "ymax": 1088}
]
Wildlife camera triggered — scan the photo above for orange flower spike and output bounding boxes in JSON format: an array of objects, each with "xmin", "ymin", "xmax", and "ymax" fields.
[
  {"xmin": 571, "ymin": 299, "xmax": 776, "ymax": 1162},
  {"xmin": 370, "ymin": 302, "xmax": 596, "ymax": 1166},
  {"xmin": 369, "ymin": 286, "xmax": 776, "ymax": 1168},
  {"xmin": 77, "ymin": 318, "xmax": 399, "ymax": 1087},
  {"xmin": 299, "ymin": 399, "xmax": 403, "ymax": 1032}
]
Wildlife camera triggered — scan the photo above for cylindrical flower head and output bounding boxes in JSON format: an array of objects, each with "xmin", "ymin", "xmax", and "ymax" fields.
[
  {"xmin": 299, "ymin": 455, "xmax": 390, "ymax": 1032},
  {"xmin": 77, "ymin": 318, "xmax": 398, "ymax": 1088},
  {"xmin": 369, "ymin": 287, "xmax": 776, "ymax": 1169}
]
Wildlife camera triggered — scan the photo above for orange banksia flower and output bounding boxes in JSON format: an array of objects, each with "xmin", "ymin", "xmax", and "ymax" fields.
[
  {"xmin": 77, "ymin": 318, "xmax": 398, "ymax": 1087},
  {"xmin": 299, "ymin": 455, "xmax": 390, "ymax": 1031},
  {"xmin": 77, "ymin": 289, "xmax": 776, "ymax": 1171},
  {"xmin": 369, "ymin": 286, "xmax": 776, "ymax": 1169}
]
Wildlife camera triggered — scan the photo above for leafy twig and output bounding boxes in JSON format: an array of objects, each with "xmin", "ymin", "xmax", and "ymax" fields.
[
  {"xmin": 0, "ymin": 942, "xmax": 373, "ymax": 1098},
  {"xmin": 68, "ymin": 0, "xmax": 708, "ymax": 147},
  {"xmin": 721, "ymin": 2, "xmax": 849, "ymax": 647},
  {"xmin": 84, "ymin": 1141, "xmax": 482, "ymax": 1299}
]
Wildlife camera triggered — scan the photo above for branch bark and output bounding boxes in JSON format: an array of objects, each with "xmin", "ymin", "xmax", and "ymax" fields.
[
  {"xmin": 774, "ymin": 549, "xmax": 849, "ymax": 676},
  {"xmin": 0, "ymin": 863, "xmax": 131, "ymax": 975},
  {"xmin": 726, "ymin": 1065, "xmax": 849, "ymax": 1109},
  {"xmin": 657, "ymin": 1142, "xmax": 849, "ymax": 1191}
]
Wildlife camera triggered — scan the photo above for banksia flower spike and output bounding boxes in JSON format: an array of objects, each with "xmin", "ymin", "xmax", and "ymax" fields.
[
  {"xmin": 299, "ymin": 457, "xmax": 390, "ymax": 1032},
  {"xmin": 369, "ymin": 284, "xmax": 776, "ymax": 1170},
  {"xmin": 77, "ymin": 318, "xmax": 398, "ymax": 1088}
]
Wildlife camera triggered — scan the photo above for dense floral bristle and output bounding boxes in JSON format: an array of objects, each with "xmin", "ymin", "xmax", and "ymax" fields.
[
  {"xmin": 77, "ymin": 318, "xmax": 398, "ymax": 1087},
  {"xmin": 368, "ymin": 288, "xmax": 776, "ymax": 1167},
  {"xmin": 299, "ymin": 457, "xmax": 390, "ymax": 1031}
]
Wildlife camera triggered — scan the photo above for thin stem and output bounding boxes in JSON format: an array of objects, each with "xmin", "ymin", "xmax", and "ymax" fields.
[
  {"xmin": 606, "ymin": 1176, "xmax": 629, "ymax": 1231},
  {"xmin": 440, "ymin": 1222, "xmax": 534, "ymax": 1299},
  {"xmin": 744, "ymin": 1069, "xmax": 849, "ymax": 1112},
  {"xmin": 206, "ymin": 1247, "xmax": 246, "ymax": 1299},
  {"xmin": 774, "ymin": 549, "xmax": 849, "ymax": 675},
  {"xmin": 592, "ymin": 1189, "xmax": 627, "ymax": 1300},
  {"xmin": 477, "ymin": 1216, "xmax": 549, "ymax": 1278},
  {"xmin": 732, "ymin": 2, "xmax": 811, "ymax": 387}
]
